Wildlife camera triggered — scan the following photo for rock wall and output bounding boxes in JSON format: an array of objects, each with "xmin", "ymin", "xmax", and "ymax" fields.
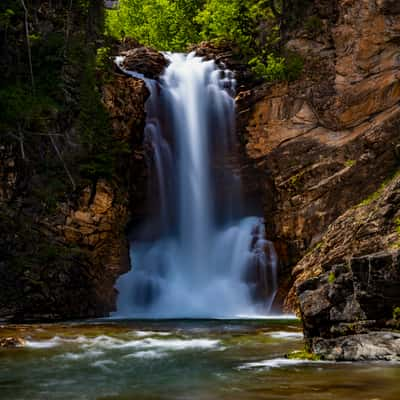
[
  {"xmin": 297, "ymin": 174, "xmax": 400, "ymax": 359},
  {"xmin": 0, "ymin": 72, "xmax": 149, "ymax": 321},
  {"xmin": 237, "ymin": 0, "xmax": 400, "ymax": 310}
]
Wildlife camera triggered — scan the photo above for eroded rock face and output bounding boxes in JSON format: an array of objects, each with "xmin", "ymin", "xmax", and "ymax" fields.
[
  {"xmin": 237, "ymin": 0, "xmax": 400, "ymax": 308},
  {"xmin": 295, "ymin": 174, "xmax": 400, "ymax": 358},
  {"xmin": 0, "ymin": 72, "xmax": 148, "ymax": 321}
]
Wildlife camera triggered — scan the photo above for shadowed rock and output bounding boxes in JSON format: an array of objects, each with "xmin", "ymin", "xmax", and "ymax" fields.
[{"xmin": 122, "ymin": 47, "xmax": 169, "ymax": 79}]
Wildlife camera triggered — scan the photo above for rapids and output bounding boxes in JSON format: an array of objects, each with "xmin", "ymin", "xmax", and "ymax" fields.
[{"xmin": 1, "ymin": 320, "xmax": 400, "ymax": 400}]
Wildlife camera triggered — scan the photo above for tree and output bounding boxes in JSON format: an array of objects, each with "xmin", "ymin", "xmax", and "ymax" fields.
[{"xmin": 106, "ymin": 0, "xmax": 202, "ymax": 51}]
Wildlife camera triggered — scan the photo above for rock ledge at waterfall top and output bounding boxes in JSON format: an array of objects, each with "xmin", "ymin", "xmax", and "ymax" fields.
[{"xmin": 121, "ymin": 46, "xmax": 169, "ymax": 79}]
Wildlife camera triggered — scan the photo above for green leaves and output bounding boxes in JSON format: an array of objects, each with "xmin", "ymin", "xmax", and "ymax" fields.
[
  {"xmin": 105, "ymin": 0, "xmax": 304, "ymax": 83},
  {"xmin": 106, "ymin": 0, "xmax": 201, "ymax": 51},
  {"xmin": 249, "ymin": 53, "xmax": 303, "ymax": 82}
]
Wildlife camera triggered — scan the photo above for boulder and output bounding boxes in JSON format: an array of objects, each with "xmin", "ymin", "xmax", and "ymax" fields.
[{"xmin": 122, "ymin": 47, "xmax": 169, "ymax": 79}]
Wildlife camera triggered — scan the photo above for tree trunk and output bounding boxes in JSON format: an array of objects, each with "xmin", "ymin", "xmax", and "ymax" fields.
[{"xmin": 20, "ymin": 0, "xmax": 35, "ymax": 94}]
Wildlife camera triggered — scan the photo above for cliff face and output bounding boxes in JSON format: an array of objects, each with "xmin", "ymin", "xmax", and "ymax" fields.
[
  {"xmin": 0, "ymin": 1, "xmax": 150, "ymax": 321},
  {"xmin": 297, "ymin": 174, "xmax": 400, "ymax": 360},
  {"xmin": 0, "ymin": 73, "xmax": 148, "ymax": 321},
  {"xmin": 237, "ymin": 0, "xmax": 400, "ymax": 312}
]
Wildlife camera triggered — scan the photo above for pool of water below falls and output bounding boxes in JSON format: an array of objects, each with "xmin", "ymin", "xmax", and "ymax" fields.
[{"xmin": 1, "ymin": 319, "xmax": 400, "ymax": 400}]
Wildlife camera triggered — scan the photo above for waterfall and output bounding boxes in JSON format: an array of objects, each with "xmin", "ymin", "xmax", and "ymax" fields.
[{"xmin": 114, "ymin": 53, "xmax": 278, "ymax": 318}]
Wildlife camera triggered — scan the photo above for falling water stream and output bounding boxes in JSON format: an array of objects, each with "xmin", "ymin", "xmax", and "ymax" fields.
[{"xmin": 114, "ymin": 53, "xmax": 277, "ymax": 318}]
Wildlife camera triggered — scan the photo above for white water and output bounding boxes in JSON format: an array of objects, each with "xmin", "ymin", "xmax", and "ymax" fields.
[{"xmin": 114, "ymin": 53, "xmax": 278, "ymax": 318}]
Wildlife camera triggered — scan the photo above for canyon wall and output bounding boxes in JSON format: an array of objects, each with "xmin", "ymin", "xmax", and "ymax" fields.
[
  {"xmin": 0, "ymin": 1, "xmax": 150, "ymax": 321},
  {"xmin": 237, "ymin": 0, "xmax": 400, "ymax": 357}
]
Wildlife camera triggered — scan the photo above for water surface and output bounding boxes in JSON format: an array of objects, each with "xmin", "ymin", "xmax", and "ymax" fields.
[{"xmin": 1, "ymin": 319, "xmax": 399, "ymax": 400}]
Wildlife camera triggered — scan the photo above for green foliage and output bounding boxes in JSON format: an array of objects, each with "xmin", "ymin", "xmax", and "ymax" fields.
[
  {"xmin": 195, "ymin": 0, "xmax": 252, "ymax": 50},
  {"xmin": 106, "ymin": 0, "xmax": 203, "ymax": 51},
  {"xmin": 106, "ymin": 0, "xmax": 303, "ymax": 82},
  {"xmin": 96, "ymin": 46, "xmax": 112, "ymax": 70},
  {"xmin": 393, "ymin": 307, "xmax": 400, "ymax": 321},
  {"xmin": 328, "ymin": 272, "xmax": 335, "ymax": 284},
  {"xmin": 0, "ymin": 7, "xmax": 15, "ymax": 24},
  {"xmin": 285, "ymin": 53, "xmax": 304, "ymax": 81},
  {"xmin": 78, "ymin": 55, "xmax": 115, "ymax": 181},
  {"xmin": 357, "ymin": 170, "xmax": 400, "ymax": 208},
  {"xmin": 395, "ymin": 217, "xmax": 400, "ymax": 235},
  {"xmin": 0, "ymin": 84, "xmax": 57, "ymax": 134},
  {"xmin": 249, "ymin": 54, "xmax": 286, "ymax": 81},
  {"xmin": 249, "ymin": 52, "xmax": 303, "ymax": 82},
  {"xmin": 345, "ymin": 159, "xmax": 356, "ymax": 168}
]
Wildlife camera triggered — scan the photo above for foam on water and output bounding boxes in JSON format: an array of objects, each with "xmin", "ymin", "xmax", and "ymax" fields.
[
  {"xmin": 26, "ymin": 334, "xmax": 220, "ymax": 354},
  {"xmin": 133, "ymin": 330, "xmax": 171, "ymax": 337},
  {"xmin": 124, "ymin": 350, "xmax": 167, "ymax": 359},
  {"xmin": 268, "ymin": 331, "xmax": 304, "ymax": 339},
  {"xmin": 238, "ymin": 358, "xmax": 312, "ymax": 370}
]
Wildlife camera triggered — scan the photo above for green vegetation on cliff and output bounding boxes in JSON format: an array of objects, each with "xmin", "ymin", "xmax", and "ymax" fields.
[
  {"xmin": 0, "ymin": 0, "xmax": 125, "ymax": 318},
  {"xmin": 106, "ymin": 0, "xmax": 304, "ymax": 81},
  {"xmin": 0, "ymin": 0, "xmax": 122, "ymax": 192}
]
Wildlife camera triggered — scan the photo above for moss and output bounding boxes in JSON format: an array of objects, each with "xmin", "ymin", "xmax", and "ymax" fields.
[
  {"xmin": 328, "ymin": 271, "xmax": 335, "ymax": 284},
  {"xmin": 393, "ymin": 307, "xmax": 400, "ymax": 321},
  {"xmin": 288, "ymin": 170, "xmax": 306, "ymax": 188},
  {"xmin": 395, "ymin": 217, "xmax": 400, "ymax": 236},
  {"xmin": 344, "ymin": 159, "xmax": 356, "ymax": 168},
  {"xmin": 356, "ymin": 169, "xmax": 400, "ymax": 208},
  {"xmin": 286, "ymin": 349, "xmax": 321, "ymax": 361},
  {"xmin": 391, "ymin": 218, "xmax": 400, "ymax": 249},
  {"xmin": 305, "ymin": 240, "xmax": 325, "ymax": 256}
]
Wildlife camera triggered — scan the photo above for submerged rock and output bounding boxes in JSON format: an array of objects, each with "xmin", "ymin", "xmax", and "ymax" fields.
[{"xmin": 0, "ymin": 337, "xmax": 25, "ymax": 348}]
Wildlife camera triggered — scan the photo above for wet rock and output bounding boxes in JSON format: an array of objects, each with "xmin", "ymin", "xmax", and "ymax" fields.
[
  {"xmin": 0, "ymin": 337, "xmax": 25, "ymax": 348},
  {"xmin": 122, "ymin": 47, "xmax": 169, "ymax": 79},
  {"xmin": 190, "ymin": 41, "xmax": 253, "ymax": 88},
  {"xmin": 312, "ymin": 332, "xmax": 400, "ymax": 361},
  {"xmin": 294, "ymin": 176, "xmax": 400, "ymax": 359}
]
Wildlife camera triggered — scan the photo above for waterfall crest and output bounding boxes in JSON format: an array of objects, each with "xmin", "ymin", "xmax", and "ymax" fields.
[{"xmin": 114, "ymin": 53, "xmax": 277, "ymax": 318}]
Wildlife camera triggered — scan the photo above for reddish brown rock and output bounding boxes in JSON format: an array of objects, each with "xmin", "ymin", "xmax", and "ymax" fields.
[
  {"xmin": 0, "ymin": 337, "xmax": 25, "ymax": 348},
  {"xmin": 237, "ymin": 0, "xmax": 400, "ymax": 310}
]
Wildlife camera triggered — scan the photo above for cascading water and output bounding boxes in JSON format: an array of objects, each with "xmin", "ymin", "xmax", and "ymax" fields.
[{"xmin": 114, "ymin": 53, "xmax": 278, "ymax": 318}]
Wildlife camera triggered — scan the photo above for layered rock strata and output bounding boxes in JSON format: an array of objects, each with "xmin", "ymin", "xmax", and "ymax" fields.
[{"xmin": 237, "ymin": 0, "xmax": 400, "ymax": 313}]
